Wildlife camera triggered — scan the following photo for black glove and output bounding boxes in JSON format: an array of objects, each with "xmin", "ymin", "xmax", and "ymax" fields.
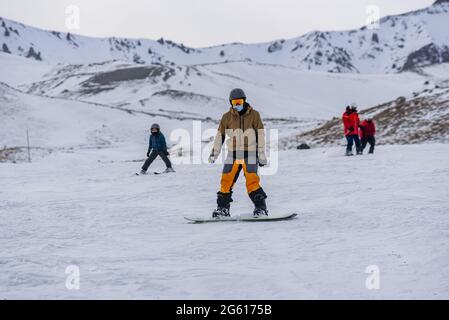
[
  {"xmin": 348, "ymin": 127, "xmax": 354, "ymax": 132},
  {"xmin": 146, "ymin": 150, "xmax": 150, "ymax": 157}
]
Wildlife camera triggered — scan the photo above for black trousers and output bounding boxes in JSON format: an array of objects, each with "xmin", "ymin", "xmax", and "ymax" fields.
[
  {"xmin": 142, "ymin": 150, "xmax": 172, "ymax": 171},
  {"xmin": 361, "ymin": 136, "xmax": 375, "ymax": 153},
  {"xmin": 346, "ymin": 134, "xmax": 361, "ymax": 152}
]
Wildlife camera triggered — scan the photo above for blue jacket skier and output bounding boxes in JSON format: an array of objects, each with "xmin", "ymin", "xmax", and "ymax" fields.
[{"xmin": 140, "ymin": 123, "xmax": 174, "ymax": 174}]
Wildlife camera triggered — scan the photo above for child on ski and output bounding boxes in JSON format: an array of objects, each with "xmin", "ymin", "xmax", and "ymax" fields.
[
  {"xmin": 342, "ymin": 104, "xmax": 362, "ymax": 156},
  {"xmin": 208, "ymin": 88, "xmax": 268, "ymax": 218},
  {"xmin": 360, "ymin": 118, "xmax": 376, "ymax": 154},
  {"xmin": 139, "ymin": 123, "xmax": 174, "ymax": 174}
]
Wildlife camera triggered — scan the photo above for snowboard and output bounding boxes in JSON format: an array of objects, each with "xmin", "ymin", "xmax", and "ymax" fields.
[{"xmin": 184, "ymin": 213, "xmax": 297, "ymax": 223}]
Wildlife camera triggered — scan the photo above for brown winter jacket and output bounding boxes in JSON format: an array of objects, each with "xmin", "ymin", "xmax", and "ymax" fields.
[{"xmin": 211, "ymin": 104, "xmax": 266, "ymax": 158}]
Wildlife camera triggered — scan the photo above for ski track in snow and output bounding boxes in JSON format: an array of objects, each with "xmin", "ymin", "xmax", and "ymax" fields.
[{"xmin": 1, "ymin": 144, "xmax": 449, "ymax": 299}]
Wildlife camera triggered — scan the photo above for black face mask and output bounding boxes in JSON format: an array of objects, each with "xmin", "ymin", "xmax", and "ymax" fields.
[{"xmin": 238, "ymin": 103, "xmax": 248, "ymax": 115}]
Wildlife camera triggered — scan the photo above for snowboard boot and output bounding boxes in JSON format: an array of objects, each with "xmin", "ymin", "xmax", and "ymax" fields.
[
  {"xmin": 212, "ymin": 192, "xmax": 233, "ymax": 218},
  {"xmin": 249, "ymin": 188, "xmax": 268, "ymax": 217},
  {"xmin": 139, "ymin": 169, "xmax": 147, "ymax": 175},
  {"xmin": 345, "ymin": 150, "xmax": 354, "ymax": 156},
  {"xmin": 164, "ymin": 167, "xmax": 175, "ymax": 173}
]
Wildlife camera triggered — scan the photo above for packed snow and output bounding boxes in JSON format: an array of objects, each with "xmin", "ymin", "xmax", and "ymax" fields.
[{"xmin": 1, "ymin": 144, "xmax": 448, "ymax": 299}]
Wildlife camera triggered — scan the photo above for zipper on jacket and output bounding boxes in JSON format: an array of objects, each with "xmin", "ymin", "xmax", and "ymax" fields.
[
  {"xmin": 240, "ymin": 115, "xmax": 243, "ymax": 151},
  {"xmin": 242, "ymin": 117, "xmax": 244, "ymax": 149}
]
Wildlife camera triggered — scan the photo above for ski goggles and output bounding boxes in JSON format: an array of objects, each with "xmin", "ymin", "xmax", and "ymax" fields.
[{"xmin": 230, "ymin": 98, "xmax": 245, "ymax": 107}]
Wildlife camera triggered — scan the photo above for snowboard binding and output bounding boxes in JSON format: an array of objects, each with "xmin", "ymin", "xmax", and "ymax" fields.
[
  {"xmin": 253, "ymin": 207, "xmax": 268, "ymax": 217},
  {"xmin": 212, "ymin": 207, "xmax": 230, "ymax": 218}
]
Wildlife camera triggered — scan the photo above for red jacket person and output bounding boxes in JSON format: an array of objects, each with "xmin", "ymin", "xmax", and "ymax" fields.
[
  {"xmin": 359, "ymin": 119, "xmax": 376, "ymax": 154},
  {"xmin": 342, "ymin": 104, "xmax": 362, "ymax": 156}
]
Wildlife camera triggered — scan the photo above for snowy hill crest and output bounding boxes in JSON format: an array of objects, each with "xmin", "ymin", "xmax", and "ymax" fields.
[{"xmin": 1, "ymin": 1, "xmax": 449, "ymax": 73}]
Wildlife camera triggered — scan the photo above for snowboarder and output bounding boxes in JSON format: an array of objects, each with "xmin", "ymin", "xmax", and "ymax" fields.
[
  {"xmin": 139, "ymin": 123, "xmax": 174, "ymax": 175},
  {"xmin": 342, "ymin": 104, "xmax": 362, "ymax": 156},
  {"xmin": 208, "ymin": 88, "xmax": 268, "ymax": 218},
  {"xmin": 360, "ymin": 118, "xmax": 376, "ymax": 154}
]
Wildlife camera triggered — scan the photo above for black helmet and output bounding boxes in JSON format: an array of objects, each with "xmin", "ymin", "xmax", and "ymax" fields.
[
  {"xmin": 150, "ymin": 123, "xmax": 160, "ymax": 130},
  {"xmin": 229, "ymin": 88, "xmax": 246, "ymax": 101}
]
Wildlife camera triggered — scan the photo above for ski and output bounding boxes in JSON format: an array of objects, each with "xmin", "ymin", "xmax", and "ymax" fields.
[{"xmin": 134, "ymin": 169, "xmax": 175, "ymax": 176}]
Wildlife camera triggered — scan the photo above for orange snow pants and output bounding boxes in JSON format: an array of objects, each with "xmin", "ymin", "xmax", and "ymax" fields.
[{"xmin": 220, "ymin": 159, "xmax": 261, "ymax": 194}]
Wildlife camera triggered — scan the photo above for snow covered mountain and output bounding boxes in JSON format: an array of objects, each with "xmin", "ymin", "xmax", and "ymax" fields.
[
  {"xmin": 0, "ymin": 55, "xmax": 445, "ymax": 162},
  {"xmin": 16, "ymin": 55, "xmax": 426, "ymax": 120},
  {"xmin": 1, "ymin": 0, "xmax": 449, "ymax": 73},
  {"xmin": 1, "ymin": 0, "xmax": 448, "ymax": 156},
  {"xmin": 2, "ymin": 2, "xmax": 449, "ymax": 300},
  {"xmin": 285, "ymin": 68, "xmax": 449, "ymax": 148}
]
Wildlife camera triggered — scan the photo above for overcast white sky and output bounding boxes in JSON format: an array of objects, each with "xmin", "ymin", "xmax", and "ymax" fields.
[{"xmin": 0, "ymin": 0, "xmax": 435, "ymax": 47}]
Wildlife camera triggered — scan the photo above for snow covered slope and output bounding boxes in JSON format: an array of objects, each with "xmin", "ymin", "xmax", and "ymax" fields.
[
  {"xmin": 1, "ymin": 1, "xmax": 449, "ymax": 73},
  {"xmin": 0, "ymin": 51, "xmax": 444, "ymax": 163},
  {"xmin": 1, "ymin": 144, "xmax": 448, "ymax": 298},
  {"xmin": 0, "ymin": 81, "xmax": 144, "ymax": 150},
  {"xmin": 0, "ymin": 52, "xmax": 53, "ymax": 86},
  {"xmin": 287, "ymin": 80, "xmax": 449, "ymax": 147},
  {"xmin": 12, "ymin": 56, "xmax": 427, "ymax": 120},
  {"xmin": 0, "ymin": 80, "xmax": 219, "ymax": 163}
]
